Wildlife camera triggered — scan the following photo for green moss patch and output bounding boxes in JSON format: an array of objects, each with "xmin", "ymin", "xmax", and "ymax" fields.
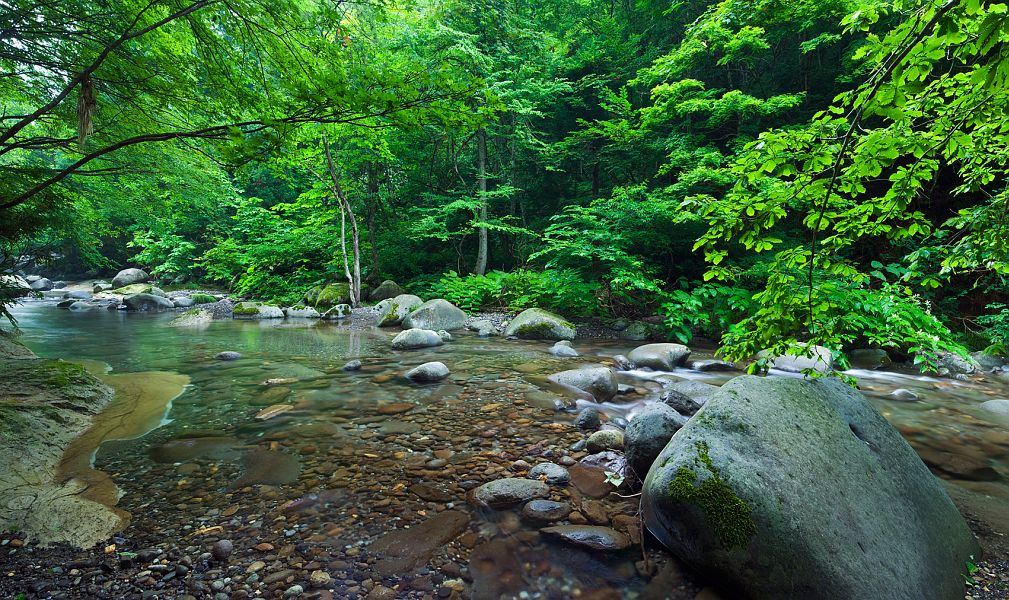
[
  {"xmin": 191, "ymin": 293, "xmax": 216, "ymax": 304},
  {"xmin": 668, "ymin": 441, "xmax": 756, "ymax": 550}
]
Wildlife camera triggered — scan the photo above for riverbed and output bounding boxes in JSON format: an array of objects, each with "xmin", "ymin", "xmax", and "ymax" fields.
[{"xmin": 2, "ymin": 299, "xmax": 1009, "ymax": 599}]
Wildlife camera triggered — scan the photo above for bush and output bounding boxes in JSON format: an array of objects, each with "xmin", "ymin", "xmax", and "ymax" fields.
[
  {"xmin": 978, "ymin": 303, "xmax": 1009, "ymax": 355},
  {"xmin": 407, "ymin": 269, "xmax": 602, "ymax": 317}
]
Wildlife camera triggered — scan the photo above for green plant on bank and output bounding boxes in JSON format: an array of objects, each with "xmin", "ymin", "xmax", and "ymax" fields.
[
  {"xmin": 661, "ymin": 282, "xmax": 757, "ymax": 344},
  {"xmin": 127, "ymin": 231, "xmax": 197, "ymax": 282},
  {"xmin": 964, "ymin": 556, "xmax": 980, "ymax": 587},
  {"xmin": 978, "ymin": 304, "xmax": 1009, "ymax": 355},
  {"xmin": 410, "ymin": 268, "xmax": 602, "ymax": 316}
]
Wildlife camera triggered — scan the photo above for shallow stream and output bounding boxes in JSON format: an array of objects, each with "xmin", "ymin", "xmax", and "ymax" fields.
[{"xmin": 7, "ymin": 299, "xmax": 1009, "ymax": 598}]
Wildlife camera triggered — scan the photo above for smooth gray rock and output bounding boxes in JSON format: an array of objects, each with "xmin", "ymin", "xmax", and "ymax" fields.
[
  {"xmin": 504, "ymin": 308, "xmax": 576, "ymax": 341},
  {"xmin": 65, "ymin": 291, "xmax": 92, "ymax": 300},
  {"xmin": 437, "ymin": 330, "xmax": 453, "ymax": 342},
  {"xmin": 528, "ymin": 463, "xmax": 570, "ymax": 485},
  {"xmin": 173, "ymin": 296, "xmax": 195, "ymax": 308},
  {"xmin": 321, "ymin": 304, "xmax": 352, "ymax": 320},
  {"xmin": 547, "ymin": 367, "xmax": 618, "ymax": 402},
  {"xmin": 402, "ymin": 299, "xmax": 467, "ymax": 331},
  {"xmin": 369, "ymin": 280, "xmax": 403, "ymax": 302},
  {"xmin": 375, "ymin": 294, "xmax": 423, "ymax": 327},
  {"xmin": 890, "ymin": 388, "xmax": 919, "ymax": 402},
  {"xmin": 549, "ymin": 340, "xmax": 579, "ymax": 357},
  {"xmin": 690, "ymin": 359, "xmax": 737, "ymax": 372},
  {"xmin": 642, "ymin": 375, "xmax": 978, "ymax": 600},
  {"xmin": 540, "ymin": 525, "xmax": 631, "ymax": 551},
  {"xmin": 666, "ymin": 380, "xmax": 719, "ymax": 404},
  {"xmin": 342, "ymin": 360, "xmax": 362, "ymax": 372},
  {"xmin": 111, "ymin": 268, "xmax": 149, "ymax": 288},
  {"xmin": 467, "ymin": 319, "xmax": 497, "ymax": 337},
  {"xmin": 472, "ymin": 478, "xmax": 549, "ymax": 508},
  {"xmin": 215, "ymin": 352, "xmax": 242, "ymax": 361},
  {"xmin": 763, "ymin": 344, "xmax": 834, "ymax": 373},
  {"xmin": 391, "ymin": 328, "xmax": 444, "ymax": 351},
  {"xmin": 405, "ymin": 361, "xmax": 449, "ymax": 383},
  {"xmin": 123, "ymin": 293, "xmax": 174, "ymax": 312},
  {"xmin": 980, "ymin": 399, "xmax": 1009, "ymax": 417},
  {"xmin": 232, "ymin": 302, "xmax": 283, "ymax": 319},
  {"xmin": 972, "ymin": 351, "xmax": 1007, "ymax": 372},
  {"xmin": 628, "ymin": 343, "xmax": 691, "ymax": 371},
  {"xmin": 29, "ymin": 278, "xmax": 53, "ymax": 291},
  {"xmin": 929, "ymin": 351, "xmax": 978, "ymax": 377},
  {"xmin": 68, "ymin": 301, "xmax": 100, "ymax": 312},
  {"xmin": 624, "ymin": 403, "xmax": 687, "ymax": 478},
  {"xmin": 661, "ymin": 389, "xmax": 705, "ymax": 416},
  {"xmin": 848, "ymin": 348, "xmax": 892, "ymax": 370}
]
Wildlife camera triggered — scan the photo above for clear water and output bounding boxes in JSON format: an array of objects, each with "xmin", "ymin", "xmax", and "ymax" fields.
[{"xmin": 8, "ymin": 299, "xmax": 1009, "ymax": 596}]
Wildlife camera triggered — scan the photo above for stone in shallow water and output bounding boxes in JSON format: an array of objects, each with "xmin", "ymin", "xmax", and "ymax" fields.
[
  {"xmin": 472, "ymin": 478, "xmax": 549, "ymax": 508},
  {"xmin": 231, "ymin": 449, "xmax": 300, "ymax": 487},
  {"xmin": 981, "ymin": 399, "xmax": 1009, "ymax": 416},
  {"xmin": 528, "ymin": 462, "xmax": 570, "ymax": 485},
  {"xmin": 540, "ymin": 525, "xmax": 631, "ymax": 551},
  {"xmin": 409, "ymin": 482, "xmax": 454, "ymax": 502},
  {"xmin": 522, "ymin": 499, "xmax": 572, "ymax": 523},
  {"xmin": 150, "ymin": 437, "xmax": 240, "ymax": 463},
  {"xmin": 369, "ymin": 510, "xmax": 470, "ymax": 576},
  {"xmin": 568, "ymin": 464, "xmax": 615, "ymax": 499},
  {"xmin": 468, "ymin": 538, "xmax": 526, "ymax": 600},
  {"xmin": 215, "ymin": 351, "xmax": 242, "ymax": 361}
]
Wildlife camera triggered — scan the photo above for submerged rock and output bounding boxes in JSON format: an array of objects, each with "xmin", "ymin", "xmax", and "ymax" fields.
[
  {"xmin": 405, "ymin": 361, "xmax": 450, "ymax": 383},
  {"xmin": 472, "ymin": 478, "xmax": 549, "ymax": 508},
  {"xmin": 547, "ymin": 366, "xmax": 618, "ymax": 402},
  {"xmin": 522, "ymin": 499, "xmax": 572, "ymax": 523},
  {"xmin": 528, "ymin": 462, "xmax": 570, "ymax": 485},
  {"xmin": 232, "ymin": 449, "xmax": 300, "ymax": 487},
  {"xmin": 370, "ymin": 510, "xmax": 470, "ymax": 577},
  {"xmin": 980, "ymin": 399, "xmax": 1009, "ymax": 417},
  {"xmin": 541, "ymin": 525, "xmax": 631, "ymax": 551},
  {"xmin": 628, "ymin": 343, "xmax": 691, "ymax": 371},
  {"xmin": 215, "ymin": 351, "xmax": 242, "ymax": 361},
  {"xmin": 549, "ymin": 340, "xmax": 579, "ymax": 357},
  {"xmin": 503, "ymin": 308, "xmax": 576, "ymax": 341},
  {"xmin": 642, "ymin": 375, "xmax": 979, "ymax": 600},
  {"xmin": 574, "ymin": 407, "xmax": 602, "ymax": 431},
  {"xmin": 124, "ymin": 293, "xmax": 174, "ymax": 312},
  {"xmin": 402, "ymin": 298, "xmax": 467, "ymax": 331}
]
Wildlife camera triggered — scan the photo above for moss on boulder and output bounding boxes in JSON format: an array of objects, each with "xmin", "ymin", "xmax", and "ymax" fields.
[{"xmin": 503, "ymin": 308, "xmax": 576, "ymax": 341}]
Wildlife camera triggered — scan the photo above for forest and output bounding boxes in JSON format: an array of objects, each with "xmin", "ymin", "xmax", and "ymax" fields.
[
  {"xmin": 3, "ymin": 0, "xmax": 1009, "ymax": 366},
  {"xmin": 3, "ymin": 1, "xmax": 1009, "ymax": 599}
]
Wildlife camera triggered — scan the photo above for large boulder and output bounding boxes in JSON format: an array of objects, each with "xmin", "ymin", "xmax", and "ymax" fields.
[
  {"xmin": 314, "ymin": 282, "xmax": 352, "ymax": 309},
  {"xmin": 285, "ymin": 305, "xmax": 321, "ymax": 319},
  {"xmin": 642, "ymin": 375, "xmax": 978, "ymax": 600},
  {"xmin": 624, "ymin": 403, "xmax": 687, "ymax": 478},
  {"xmin": 762, "ymin": 344, "xmax": 834, "ymax": 374},
  {"xmin": 376, "ymin": 294, "xmax": 423, "ymax": 327},
  {"xmin": 29, "ymin": 278, "xmax": 54, "ymax": 291},
  {"xmin": 930, "ymin": 351, "xmax": 979, "ymax": 377},
  {"xmin": 847, "ymin": 348, "xmax": 892, "ymax": 370},
  {"xmin": 369, "ymin": 280, "xmax": 403, "ymax": 302},
  {"xmin": 547, "ymin": 367, "xmax": 618, "ymax": 402},
  {"xmin": 628, "ymin": 343, "xmax": 691, "ymax": 371},
  {"xmin": 503, "ymin": 308, "xmax": 576, "ymax": 341},
  {"xmin": 123, "ymin": 293, "xmax": 174, "ymax": 312},
  {"xmin": 111, "ymin": 268, "xmax": 149, "ymax": 288},
  {"xmin": 111, "ymin": 284, "xmax": 166, "ymax": 297},
  {"xmin": 402, "ymin": 299, "xmax": 467, "ymax": 331},
  {"xmin": 405, "ymin": 361, "xmax": 450, "ymax": 383},
  {"xmin": 0, "ymin": 275, "xmax": 32, "ymax": 300},
  {"xmin": 232, "ymin": 302, "xmax": 284, "ymax": 319},
  {"xmin": 391, "ymin": 328, "xmax": 444, "ymax": 350},
  {"xmin": 971, "ymin": 351, "xmax": 1006, "ymax": 372}
]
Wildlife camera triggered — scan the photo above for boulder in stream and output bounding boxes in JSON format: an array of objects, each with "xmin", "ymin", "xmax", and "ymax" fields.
[
  {"xmin": 405, "ymin": 361, "xmax": 450, "ymax": 382},
  {"xmin": 547, "ymin": 366, "xmax": 618, "ymax": 402},
  {"xmin": 369, "ymin": 280, "xmax": 403, "ymax": 302},
  {"xmin": 503, "ymin": 308, "xmax": 576, "ymax": 341},
  {"xmin": 761, "ymin": 344, "xmax": 834, "ymax": 374},
  {"xmin": 232, "ymin": 302, "xmax": 284, "ymax": 319},
  {"xmin": 642, "ymin": 375, "xmax": 979, "ymax": 600},
  {"xmin": 376, "ymin": 294, "xmax": 423, "ymax": 327},
  {"xmin": 124, "ymin": 293, "xmax": 174, "ymax": 312},
  {"xmin": 392, "ymin": 328, "xmax": 444, "ymax": 350},
  {"xmin": 111, "ymin": 268, "xmax": 149, "ymax": 288},
  {"xmin": 402, "ymin": 298, "xmax": 467, "ymax": 331},
  {"xmin": 628, "ymin": 343, "xmax": 691, "ymax": 371}
]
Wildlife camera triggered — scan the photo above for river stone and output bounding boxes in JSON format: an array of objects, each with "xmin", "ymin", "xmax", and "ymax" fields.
[
  {"xmin": 111, "ymin": 268, "xmax": 149, "ymax": 288},
  {"xmin": 285, "ymin": 305, "xmax": 321, "ymax": 318},
  {"xmin": 233, "ymin": 302, "xmax": 284, "ymax": 319},
  {"xmin": 370, "ymin": 510, "xmax": 470, "ymax": 576},
  {"xmin": 65, "ymin": 290, "xmax": 92, "ymax": 300},
  {"xmin": 661, "ymin": 389, "xmax": 704, "ymax": 416},
  {"xmin": 528, "ymin": 462, "xmax": 570, "ymax": 485},
  {"xmin": 628, "ymin": 343, "xmax": 691, "ymax": 371},
  {"xmin": 890, "ymin": 388, "xmax": 919, "ymax": 402},
  {"xmin": 376, "ymin": 294, "xmax": 423, "ymax": 327},
  {"xmin": 472, "ymin": 478, "xmax": 549, "ymax": 508},
  {"xmin": 0, "ymin": 275, "xmax": 32, "ymax": 298},
  {"xmin": 29, "ymin": 277, "xmax": 53, "ymax": 291},
  {"xmin": 215, "ymin": 351, "xmax": 241, "ymax": 361},
  {"xmin": 848, "ymin": 348, "xmax": 892, "ymax": 370},
  {"xmin": 124, "ymin": 293, "xmax": 175, "ymax": 312},
  {"xmin": 586, "ymin": 429, "xmax": 624, "ymax": 453},
  {"xmin": 232, "ymin": 449, "xmax": 300, "ymax": 487},
  {"xmin": 369, "ymin": 280, "xmax": 403, "ymax": 302},
  {"xmin": 547, "ymin": 367, "xmax": 618, "ymax": 402},
  {"xmin": 437, "ymin": 329, "xmax": 453, "ymax": 342},
  {"xmin": 391, "ymin": 328, "xmax": 444, "ymax": 350},
  {"xmin": 503, "ymin": 308, "xmax": 576, "ymax": 341},
  {"xmin": 641, "ymin": 375, "xmax": 979, "ymax": 600},
  {"xmin": 342, "ymin": 360, "xmax": 362, "ymax": 371},
  {"xmin": 321, "ymin": 303, "xmax": 352, "ymax": 320},
  {"xmin": 625, "ymin": 403, "xmax": 687, "ymax": 478},
  {"xmin": 540, "ymin": 525, "xmax": 631, "ymax": 551},
  {"xmin": 172, "ymin": 296, "xmax": 195, "ymax": 308},
  {"xmin": 56, "ymin": 299, "xmax": 75, "ymax": 309},
  {"xmin": 763, "ymin": 344, "xmax": 834, "ymax": 374},
  {"xmin": 68, "ymin": 301, "xmax": 100, "ymax": 312},
  {"xmin": 468, "ymin": 318, "xmax": 497, "ymax": 337},
  {"xmin": 980, "ymin": 399, "xmax": 1009, "ymax": 417},
  {"xmin": 574, "ymin": 407, "xmax": 602, "ymax": 431},
  {"xmin": 931, "ymin": 351, "xmax": 979, "ymax": 377},
  {"xmin": 690, "ymin": 359, "xmax": 737, "ymax": 372},
  {"xmin": 549, "ymin": 340, "xmax": 579, "ymax": 357},
  {"xmin": 402, "ymin": 298, "xmax": 467, "ymax": 331},
  {"xmin": 314, "ymin": 282, "xmax": 351, "ymax": 309},
  {"xmin": 972, "ymin": 351, "xmax": 1007, "ymax": 372},
  {"xmin": 522, "ymin": 500, "xmax": 571, "ymax": 523},
  {"xmin": 405, "ymin": 361, "xmax": 449, "ymax": 383}
]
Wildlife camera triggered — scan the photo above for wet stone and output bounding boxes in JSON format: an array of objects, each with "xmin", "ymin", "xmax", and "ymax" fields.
[
  {"xmin": 528, "ymin": 462, "xmax": 570, "ymax": 485},
  {"xmin": 586, "ymin": 429, "xmax": 624, "ymax": 453},
  {"xmin": 472, "ymin": 478, "xmax": 549, "ymax": 508},
  {"xmin": 574, "ymin": 407, "xmax": 602, "ymax": 431},
  {"xmin": 369, "ymin": 510, "xmax": 470, "ymax": 577},
  {"xmin": 540, "ymin": 525, "xmax": 631, "ymax": 551},
  {"xmin": 215, "ymin": 351, "xmax": 242, "ymax": 361},
  {"xmin": 522, "ymin": 499, "xmax": 572, "ymax": 523}
]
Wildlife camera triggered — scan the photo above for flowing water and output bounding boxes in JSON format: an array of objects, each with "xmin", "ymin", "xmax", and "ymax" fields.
[{"xmin": 7, "ymin": 299, "xmax": 1009, "ymax": 598}]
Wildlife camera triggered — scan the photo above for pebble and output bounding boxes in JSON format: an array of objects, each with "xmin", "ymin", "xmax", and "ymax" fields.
[
  {"xmin": 528, "ymin": 462, "xmax": 570, "ymax": 485},
  {"xmin": 343, "ymin": 360, "xmax": 363, "ymax": 371},
  {"xmin": 211, "ymin": 540, "xmax": 233, "ymax": 561},
  {"xmin": 586, "ymin": 429, "xmax": 624, "ymax": 453},
  {"xmin": 574, "ymin": 407, "xmax": 602, "ymax": 431},
  {"xmin": 215, "ymin": 351, "xmax": 242, "ymax": 361},
  {"xmin": 890, "ymin": 388, "xmax": 919, "ymax": 402}
]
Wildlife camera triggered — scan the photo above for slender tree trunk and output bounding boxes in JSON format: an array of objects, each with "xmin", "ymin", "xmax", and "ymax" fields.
[
  {"xmin": 322, "ymin": 133, "xmax": 362, "ymax": 307},
  {"xmin": 475, "ymin": 127, "xmax": 488, "ymax": 276},
  {"xmin": 365, "ymin": 161, "xmax": 381, "ymax": 283}
]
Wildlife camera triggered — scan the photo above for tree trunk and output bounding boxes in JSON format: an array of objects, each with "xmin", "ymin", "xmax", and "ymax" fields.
[
  {"xmin": 475, "ymin": 127, "xmax": 488, "ymax": 276},
  {"xmin": 323, "ymin": 133, "xmax": 362, "ymax": 307},
  {"xmin": 365, "ymin": 161, "xmax": 381, "ymax": 284}
]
